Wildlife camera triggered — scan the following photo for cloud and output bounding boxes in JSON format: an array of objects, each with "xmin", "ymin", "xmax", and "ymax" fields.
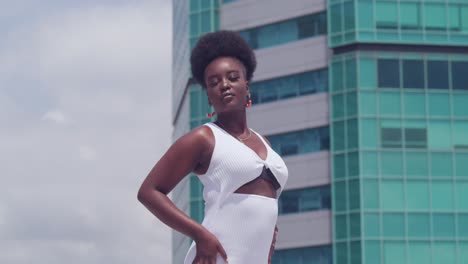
[
  {"xmin": 42, "ymin": 110, "xmax": 68, "ymax": 124},
  {"xmin": 0, "ymin": 1, "xmax": 174, "ymax": 264}
]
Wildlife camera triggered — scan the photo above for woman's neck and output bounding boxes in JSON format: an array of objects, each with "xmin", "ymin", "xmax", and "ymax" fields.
[{"xmin": 215, "ymin": 110, "xmax": 248, "ymax": 135}]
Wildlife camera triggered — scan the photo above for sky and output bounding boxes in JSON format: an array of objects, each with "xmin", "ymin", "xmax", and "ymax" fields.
[{"xmin": 0, "ymin": 0, "xmax": 174, "ymax": 263}]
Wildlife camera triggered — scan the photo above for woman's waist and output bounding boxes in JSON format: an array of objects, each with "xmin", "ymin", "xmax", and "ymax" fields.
[{"xmin": 203, "ymin": 193, "xmax": 277, "ymax": 227}]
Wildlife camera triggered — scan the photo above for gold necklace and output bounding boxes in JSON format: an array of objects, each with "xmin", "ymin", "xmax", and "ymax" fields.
[{"xmin": 216, "ymin": 122, "xmax": 252, "ymax": 142}]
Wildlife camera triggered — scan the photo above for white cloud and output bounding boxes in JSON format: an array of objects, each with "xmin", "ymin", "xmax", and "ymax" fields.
[
  {"xmin": 42, "ymin": 110, "xmax": 68, "ymax": 124},
  {"xmin": 0, "ymin": 1, "xmax": 173, "ymax": 264}
]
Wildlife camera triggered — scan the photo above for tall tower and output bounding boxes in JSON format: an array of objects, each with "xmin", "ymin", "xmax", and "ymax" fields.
[
  {"xmin": 172, "ymin": 0, "xmax": 468, "ymax": 263},
  {"xmin": 173, "ymin": 0, "xmax": 332, "ymax": 263},
  {"xmin": 329, "ymin": 1, "xmax": 468, "ymax": 263}
]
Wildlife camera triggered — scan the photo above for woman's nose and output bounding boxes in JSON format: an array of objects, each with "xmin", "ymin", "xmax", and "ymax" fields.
[{"xmin": 221, "ymin": 78, "xmax": 230, "ymax": 88}]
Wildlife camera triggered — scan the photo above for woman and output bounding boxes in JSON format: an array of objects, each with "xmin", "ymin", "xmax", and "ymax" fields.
[{"xmin": 137, "ymin": 30, "xmax": 288, "ymax": 264}]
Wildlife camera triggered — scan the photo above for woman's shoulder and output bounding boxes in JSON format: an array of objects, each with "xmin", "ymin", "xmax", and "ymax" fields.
[
  {"xmin": 191, "ymin": 123, "xmax": 215, "ymax": 139},
  {"xmin": 176, "ymin": 123, "xmax": 215, "ymax": 150}
]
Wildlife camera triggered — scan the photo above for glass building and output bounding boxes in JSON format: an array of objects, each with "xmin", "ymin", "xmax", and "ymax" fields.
[
  {"xmin": 329, "ymin": 0, "xmax": 468, "ymax": 263},
  {"xmin": 172, "ymin": 0, "xmax": 468, "ymax": 263}
]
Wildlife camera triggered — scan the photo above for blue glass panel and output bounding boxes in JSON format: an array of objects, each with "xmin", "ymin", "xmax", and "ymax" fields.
[
  {"xmin": 427, "ymin": 61, "xmax": 449, "ymax": 89},
  {"xmin": 240, "ymin": 12, "xmax": 326, "ymax": 50},
  {"xmin": 279, "ymin": 185, "xmax": 331, "ymax": 214},
  {"xmin": 378, "ymin": 59, "xmax": 400, "ymax": 88},
  {"xmin": 250, "ymin": 69, "xmax": 328, "ymax": 105},
  {"xmin": 267, "ymin": 127, "xmax": 329, "ymax": 156},
  {"xmin": 452, "ymin": 61, "xmax": 468, "ymax": 90}
]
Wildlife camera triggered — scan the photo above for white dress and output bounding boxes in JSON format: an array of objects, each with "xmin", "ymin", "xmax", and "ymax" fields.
[{"xmin": 183, "ymin": 122, "xmax": 289, "ymax": 264}]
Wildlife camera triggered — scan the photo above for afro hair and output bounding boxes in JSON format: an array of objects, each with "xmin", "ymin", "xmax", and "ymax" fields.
[{"xmin": 190, "ymin": 30, "xmax": 257, "ymax": 88}]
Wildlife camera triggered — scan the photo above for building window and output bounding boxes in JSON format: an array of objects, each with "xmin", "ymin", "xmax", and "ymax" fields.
[
  {"xmin": 381, "ymin": 127, "xmax": 403, "ymax": 148},
  {"xmin": 405, "ymin": 128, "xmax": 428, "ymax": 148},
  {"xmin": 272, "ymin": 245, "xmax": 332, "ymax": 264},
  {"xmin": 381, "ymin": 120, "xmax": 429, "ymax": 149},
  {"xmin": 267, "ymin": 127, "xmax": 329, "ymax": 157},
  {"xmin": 402, "ymin": 60, "xmax": 424, "ymax": 89},
  {"xmin": 331, "ymin": 1, "xmax": 468, "ymax": 47},
  {"xmin": 239, "ymin": 12, "xmax": 326, "ymax": 49},
  {"xmin": 376, "ymin": 1, "xmax": 398, "ymax": 29},
  {"xmin": 452, "ymin": 62, "xmax": 468, "ymax": 90},
  {"xmin": 279, "ymin": 185, "xmax": 331, "ymax": 214},
  {"xmin": 427, "ymin": 61, "xmax": 449, "ymax": 89},
  {"xmin": 381, "ymin": 127, "xmax": 427, "ymax": 149},
  {"xmin": 377, "ymin": 58, "xmax": 468, "ymax": 90},
  {"xmin": 400, "ymin": 2, "xmax": 421, "ymax": 30},
  {"xmin": 250, "ymin": 69, "xmax": 328, "ymax": 105},
  {"xmin": 378, "ymin": 59, "xmax": 400, "ymax": 88}
]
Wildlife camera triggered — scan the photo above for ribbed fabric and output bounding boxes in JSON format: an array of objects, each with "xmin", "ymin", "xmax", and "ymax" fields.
[{"xmin": 183, "ymin": 122, "xmax": 289, "ymax": 264}]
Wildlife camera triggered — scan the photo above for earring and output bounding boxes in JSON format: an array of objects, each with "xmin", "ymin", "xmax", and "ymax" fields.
[
  {"xmin": 245, "ymin": 95, "xmax": 252, "ymax": 108},
  {"xmin": 206, "ymin": 111, "xmax": 216, "ymax": 118},
  {"xmin": 206, "ymin": 102, "xmax": 216, "ymax": 118}
]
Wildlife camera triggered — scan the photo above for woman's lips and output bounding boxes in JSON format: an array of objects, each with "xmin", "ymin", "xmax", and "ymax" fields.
[{"xmin": 222, "ymin": 93, "xmax": 234, "ymax": 100}]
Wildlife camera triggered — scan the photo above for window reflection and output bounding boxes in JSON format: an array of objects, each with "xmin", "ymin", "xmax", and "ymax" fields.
[
  {"xmin": 250, "ymin": 69, "xmax": 328, "ymax": 105},
  {"xmin": 279, "ymin": 185, "xmax": 331, "ymax": 215},
  {"xmin": 380, "ymin": 120, "xmax": 427, "ymax": 149},
  {"xmin": 377, "ymin": 58, "xmax": 468, "ymax": 90},
  {"xmin": 378, "ymin": 59, "xmax": 400, "ymax": 88},
  {"xmin": 268, "ymin": 127, "xmax": 329, "ymax": 156},
  {"xmin": 403, "ymin": 60, "xmax": 424, "ymax": 89},
  {"xmin": 240, "ymin": 12, "xmax": 326, "ymax": 49},
  {"xmin": 427, "ymin": 61, "xmax": 449, "ymax": 89}
]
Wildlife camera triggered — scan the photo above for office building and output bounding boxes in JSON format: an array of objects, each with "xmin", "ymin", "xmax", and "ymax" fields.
[
  {"xmin": 329, "ymin": 0, "xmax": 468, "ymax": 263},
  {"xmin": 172, "ymin": 0, "xmax": 468, "ymax": 263}
]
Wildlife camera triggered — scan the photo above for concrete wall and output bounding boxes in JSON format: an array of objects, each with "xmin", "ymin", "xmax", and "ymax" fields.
[
  {"xmin": 220, "ymin": 0, "xmax": 326, "ymax": 31},
  {"xmin": 283, "ymin": 151, "xmax": 330, "ymax": 190},
  {"xmin": 254, "ymin": 36, "xmax": 330, "ymax": 83},
  {"xmin": 248, "ymin": 93, "xmax": 329, "ymax": 136},
  {"xmin": 276, "ymin": 210, "xmax": 332, "ymax": 249}
]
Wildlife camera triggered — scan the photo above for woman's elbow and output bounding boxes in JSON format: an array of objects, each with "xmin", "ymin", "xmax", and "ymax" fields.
[
  {"xmin": 137, "ymin": 185, "xmax": 149, "ymax": 203},
  {"xmin": 137, "ymin": 184, "xmax": 164, "ymax": 204}
]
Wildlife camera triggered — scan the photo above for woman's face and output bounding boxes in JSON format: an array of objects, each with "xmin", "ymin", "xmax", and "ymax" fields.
[{"xmin": 204, "ymin": 56, "xmax": 249, "ymax": 115}]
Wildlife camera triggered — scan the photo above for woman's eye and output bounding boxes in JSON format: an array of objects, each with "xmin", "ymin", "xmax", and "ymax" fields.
[{"xmin": 229, "ymin": 76, "xmax": 239, "ymax": 81}]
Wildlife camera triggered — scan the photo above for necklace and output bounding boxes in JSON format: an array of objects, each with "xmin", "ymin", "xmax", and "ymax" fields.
[{"xmin": 216, "ymin": 121, "xmax": 252, "ymax": 142}]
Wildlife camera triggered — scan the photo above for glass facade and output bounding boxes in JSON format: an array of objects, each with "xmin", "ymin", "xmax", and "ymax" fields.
[
  {"xmin": 272, "ymin": 245, "xmax": 333, "ymax": 264},
  {"xmin": 172, "ymin": 0, "xmax": 191, "ymax": 118},
  {"xmin": 188, "ymin": 0, "xmax": 220, "ymax": 224},
  {"xmin": 172, "ymin": 0, "xmax": 192, "ymax": 262},
  {"xmin": 251, "ymin": 69, "xmax": 328, "ymax": 105},
  {"xmin": 267, "ymin": 127, "xmax": 330, "ymax": 157},
  {"xmin": 330, "ymin": 51, "xmax": 468, "ymax": 264},
  {"xmin": 240, "ymin": 12, "xmax": 327, "ymax": 49},
  {"xmin": 329, "ymin": 0, "xmax": 468, "ymax": 47},
  {"xmin": 189, "ymin": 0, "xmax": 220, "ymax": 50},
  {"xmin": 279, "ymin": 185, "xmax": 331, "ymax": 215}
]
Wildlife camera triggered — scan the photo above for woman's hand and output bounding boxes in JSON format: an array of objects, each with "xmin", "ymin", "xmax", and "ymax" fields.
[
  {"xmin": 193, "ymin": 229, "xmax": 228, "ymax": 264},
  {"xmin": 268, "ymin": 225, "xmax": 278, "ymax": 264}
]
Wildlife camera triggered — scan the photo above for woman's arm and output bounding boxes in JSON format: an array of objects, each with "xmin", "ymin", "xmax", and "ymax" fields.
[{"xmin": 137, "ymin": 127, "xmax": 225, "ymax": 251}]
